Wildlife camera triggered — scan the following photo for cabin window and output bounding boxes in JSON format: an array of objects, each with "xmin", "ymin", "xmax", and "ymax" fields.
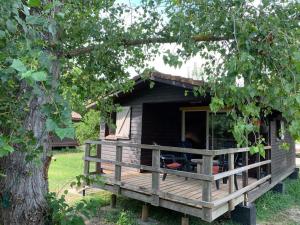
[
  {"xmin": 276, "ymin": 119, "xmax": 285, "ymax": 141},
  {"xmin": 105, "ymin": 106, "xmax": 131, "ymax": 139},
  {"xmin": 105, "ymin": 112, "xmax": 117, "ymax": 137}
]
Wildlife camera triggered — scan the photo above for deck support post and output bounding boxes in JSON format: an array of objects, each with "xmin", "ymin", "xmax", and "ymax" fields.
[
  {"xmin": 111, "ymin": 194, "xmax": 117, "ymax": 208},
  {"xmin": 141, "ymin": 204, "xmax": 149, "ymax": 222},
  {"xmin": 288, "ymin": 168, "xmax": 299, "ymax": 180},
  {"xmin": 231, "ymin": 203, "xmax": 256, "ymax": 225},
  {"xmin": 181, "ymin": 215, "xmax": 189, "ymax": 225},
  {"xmin": 202, "ymin": 155, "xmax": 213, "ymax": 222},
  {"xmin": 83, "ymin": 143, "xmax": 91, "ymax": 197}
]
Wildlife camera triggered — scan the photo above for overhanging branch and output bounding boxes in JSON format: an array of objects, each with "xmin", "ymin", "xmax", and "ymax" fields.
[{"xmin": 64, "ymin": 34, "xmax": 230, "ymax": 58}]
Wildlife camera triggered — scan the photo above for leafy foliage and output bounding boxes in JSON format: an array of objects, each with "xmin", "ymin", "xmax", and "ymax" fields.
[
  {"xmin": 75, "ymin": 110, "xmax": 100, "ymax": 145},
  {"xmin": 0, "ymin": 0, "xmax": 299, "ymax": 222},
  {"xmin": 46, "ymin": 191, "xmax": 88, "ymax": 225}
]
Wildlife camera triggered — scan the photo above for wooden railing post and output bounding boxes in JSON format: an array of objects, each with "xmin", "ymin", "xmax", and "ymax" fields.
[
  {"xmin": 114, "ymin": 145, "xmax": 123, "ymax": 194},
  {"xmin": 151, "ymin": 148, "xmax": 160, "ymax": 206},
  {"xmin": 267, "ymin": 147, "xmax": 271, "ymax": 179},
  {"xmin": 83, "ymin": 143, "xmax": 91, "ymax": 196},
  {"xmin": 96, "ymin": 144, "xmax": 102, "ymax": 174},
  {"xmin": 228, "ymin": 153, "xmax": 235, "ymax": 211},
  {"xmin": 256, "ymin": 153, "xmax": 261, "ymax": 180},
  {"xmin": 202, "ymin": 155, "xmax": 212, "ymax": 221},
  {"xmin": 242, "ymin": 151, "xmax": 249, "ymax": 206},
  {"xmin": 84, "ymin": 143, "xmax": 91, "ymax": 176}
]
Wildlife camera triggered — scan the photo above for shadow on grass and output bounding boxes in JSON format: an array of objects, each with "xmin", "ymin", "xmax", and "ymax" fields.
[{"xmin": 100, "ymin": 196, "xmax": 237, "ymax": 225}]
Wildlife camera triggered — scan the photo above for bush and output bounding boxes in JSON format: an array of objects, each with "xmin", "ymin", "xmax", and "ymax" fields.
[
  {"xmin": 46, "ymin": 191, "xmax": 89, "ymax": 225},
  {"xmin": 75, "ymin": 110, "xmax": 100, "ymax": 144}
]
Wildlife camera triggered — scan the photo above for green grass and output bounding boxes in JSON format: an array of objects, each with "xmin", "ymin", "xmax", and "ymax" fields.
[
  {"xmin": 48, "ymin": 151, "xmax": 300, "ymax": 224},
  {"xmin": 49, "ymin": 150, "xmax": 89, "ymax": 192},
  {"xmin": 256, "ymin": 178, "xmax": 300, "ymax": 221}
]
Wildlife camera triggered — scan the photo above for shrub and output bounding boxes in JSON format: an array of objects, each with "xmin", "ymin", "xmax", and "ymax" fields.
[
  {"xmin": 75, "ymin": 110, "xmax": 100, "ymax": 144},
  {"xmin": 46, "ymin": 191, "xmax": 89, "ymax": 225},
  {"xmin": 116, "ymin": 210, "xmax": 137, "ymax": 225}
]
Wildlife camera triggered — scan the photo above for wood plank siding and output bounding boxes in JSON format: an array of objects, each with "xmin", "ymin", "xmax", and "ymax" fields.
[
  {"xmin": 99, "ymin": 82, "xmax": 206, "ymax": 171},
  {"xmin": 270, "ymin": 120, "xmax": 296, "ymax": 183}
]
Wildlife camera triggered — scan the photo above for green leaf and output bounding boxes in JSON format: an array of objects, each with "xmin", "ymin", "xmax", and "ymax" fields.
[
  {"xmin": 11, "ymin": 59, "xmax": 27, "ymax": 73},
  {"xmin": 26, "ymin": 15, "xmax": 45, "ymax": 25},
  {"xmin": 21, "ymin": 70, "xmax": 47, "ymax": 81},
  {"xmin": 55, "ymin": 127, "xmax": 75, "ymax": 140},
  {"xmin": 249, "ymin": 146, "xmax": 259, "ymax": 154},
  {"xmin": 46, "ymin": 119, "xmax": 57, "ymax": 131},
  {"xmin": 0, "ymin": 137, "xmax": 14, "ymax": 157},
  {"xmin": 48, "ymin": 21, "xmax": 57, "ymax": 37},
  {"xmin": 209, "ymin": 97, "xmax": 224, "ymax": 113},
  {"xmin": 28, "ymin": 0, "xmax": 41, "ymax": 7},
  {"xmin": 21, "ymin": 70, "xmax": 33, "ymax": 79},
  {"xmin": 6, "ymin": 20, "xmax": 17, "ymax": 33},
  {"xmin": 32, "ymin": 71, "xmax": 47, "ymax": 81},
  {"xmin": 0, "ymin": 30, "xmax": 5, "ymax": 38}
]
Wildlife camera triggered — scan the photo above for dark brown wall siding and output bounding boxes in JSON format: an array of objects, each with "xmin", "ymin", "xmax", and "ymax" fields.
[
  {"xmin": 270, "ymin": 120, "xmax": 295, "ymax": 183},
  {"xmin": 99, "ymin": 82, "xmax": 200, "ymax": 171},
  {"xmin": 100, "ymin": 104, "xmax": 142, "ymax": 171}
]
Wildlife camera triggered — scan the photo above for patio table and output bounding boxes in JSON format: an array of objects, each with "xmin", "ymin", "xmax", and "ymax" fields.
[{"xmin": 191, "ymin": 159, "xmax": 219, "ymax": 174}]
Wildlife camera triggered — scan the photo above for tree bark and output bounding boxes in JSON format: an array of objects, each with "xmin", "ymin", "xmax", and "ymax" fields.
[
  {"xmin": 0, "ymin": 152, "xmax": 51, "ymax": 225},
  {"xmin": 0, "ymin": 59, "xmax": 59, "ymax": 225}
]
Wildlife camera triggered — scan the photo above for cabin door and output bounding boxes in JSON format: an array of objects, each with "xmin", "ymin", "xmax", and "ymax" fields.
[
  {"xmin": 181, "ymin": 111, "xmax": 207, "ymax": 149},
  {"xmin": 208, "ymin": 112, "xmax": 236, "ymax": 150}
]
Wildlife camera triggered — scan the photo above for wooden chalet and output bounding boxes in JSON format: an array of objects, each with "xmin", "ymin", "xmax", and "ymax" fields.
[{"xmin": 83, "ymin": 71, "xmax": 297, "ymax": 224}]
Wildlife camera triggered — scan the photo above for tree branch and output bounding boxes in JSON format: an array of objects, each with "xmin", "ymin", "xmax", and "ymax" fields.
[{"xmin": 64, "ymin": 34, "xmax": 230, "ymax": 58}]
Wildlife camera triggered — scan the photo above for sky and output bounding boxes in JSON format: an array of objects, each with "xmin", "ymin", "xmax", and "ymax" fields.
[
  {"xmin": 114, "ymin": 0, "xmax": 205, "ymax": 78},
  {"xmin": 115, "ymin": 0, "xmax": 263, "ymax": 78}
]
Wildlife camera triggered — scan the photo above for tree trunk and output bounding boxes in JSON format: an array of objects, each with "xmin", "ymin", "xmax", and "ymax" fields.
[
  {"xmin": 0, "ymin": 58, "xmax": 59, "ymax": 224},
  {"xmin": 0, "ymin": 152, "xmax": 51, "ymax": 225}
]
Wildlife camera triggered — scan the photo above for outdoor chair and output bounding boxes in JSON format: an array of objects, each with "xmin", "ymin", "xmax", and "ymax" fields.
[
  {"xmin": 160, "ymin": 153, "xmax": 191, "ymax": 181},
  {"xmin": 217, "ymin": 154, "xmax": 242, "ymax": 190}
]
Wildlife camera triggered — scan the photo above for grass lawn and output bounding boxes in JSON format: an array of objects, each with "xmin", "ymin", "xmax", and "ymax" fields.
[
  {"xmin": 49, "ymin": 150, "xmax": 85, "ymax": 192},
  {"xmin": 49, "ymin": 151, "xmax": 300, "ymax": 225}
]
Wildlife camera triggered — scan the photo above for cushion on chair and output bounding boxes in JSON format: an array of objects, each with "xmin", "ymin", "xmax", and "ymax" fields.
[
  {"xmin": 213, "ymin": 165, "xmax": 220, "ymax": 174},
  {"xmin": 166, "ymin": 162, "xmax": 182, "ymax": 169}
]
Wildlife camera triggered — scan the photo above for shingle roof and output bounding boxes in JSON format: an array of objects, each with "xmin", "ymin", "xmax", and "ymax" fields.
[{"xmin": 134, "ymin": 71, "xmax": 203, "ymax": 88}]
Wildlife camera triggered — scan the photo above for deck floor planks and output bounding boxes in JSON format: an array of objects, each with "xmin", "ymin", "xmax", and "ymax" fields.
[{"xmin": 101, "ymin": 170, "xmax": 256, "ymax": 206}]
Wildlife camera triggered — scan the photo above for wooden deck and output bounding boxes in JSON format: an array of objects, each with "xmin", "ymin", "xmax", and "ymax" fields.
[
  {"xmin": 84, "ymin": 140, "xmax": 272, "ymax": 222},
  {"xmin": 102, "ymin": 170, "xmax": 257, "ymax": 203}
]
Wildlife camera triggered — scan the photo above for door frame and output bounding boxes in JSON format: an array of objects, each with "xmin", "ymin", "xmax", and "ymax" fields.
[
  {"xmin": 180, "ymin": 106, "xmax": 230, "ymax": 150},
  {"xmin": 180, "ymin": 106, "xmax": 210, "ymax": 149}
]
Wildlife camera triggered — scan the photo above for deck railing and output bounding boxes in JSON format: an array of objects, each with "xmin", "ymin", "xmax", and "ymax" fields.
[{"xmin": 83, "ymin": 140, "xmax": 271, "ymax": 221}]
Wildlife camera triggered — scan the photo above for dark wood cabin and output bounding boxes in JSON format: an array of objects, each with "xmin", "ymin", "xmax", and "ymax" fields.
[
  {"xmin": 84, "ymin": 71, "xmax": 296, "ymax": 224},
  {"xmin": 50, "ymin": 111, "xmax": 81, "ymax": 149}
]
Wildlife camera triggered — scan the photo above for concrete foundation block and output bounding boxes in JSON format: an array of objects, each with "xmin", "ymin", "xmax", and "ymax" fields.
[
  {"xmin": 231, "ymin": 203, "xmax": 256, "ymax": 225},
  {"xmin": 271, "ymin": 182, "xmax": 285, "ymax": 193},
  {"xmin": 288, "ymin": 168, "xmax": 299, "ymax": 180}
]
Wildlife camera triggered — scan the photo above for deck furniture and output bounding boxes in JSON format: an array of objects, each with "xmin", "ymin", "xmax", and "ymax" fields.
[
  {"xmin": 191, "ymin": 158, "xmax": 220, "ymax": 189},
  {"xmin": 161, "ymin": 154, "xmax": 183, "ymax": 181},
  {"xmin": 161, "ymin": 153, "xmax": 193, "ymax": 181}
]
